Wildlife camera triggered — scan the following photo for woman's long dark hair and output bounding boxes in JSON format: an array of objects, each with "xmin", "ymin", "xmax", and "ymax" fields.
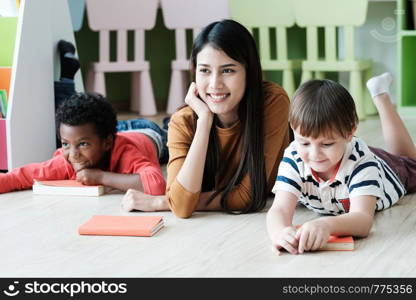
[{"xmin": 189, "ymin": 19, "xmax": 267, "ymax": 213}]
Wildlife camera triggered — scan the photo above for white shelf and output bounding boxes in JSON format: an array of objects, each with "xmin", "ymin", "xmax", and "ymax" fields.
[{"xmin": 4, "ymin": 0, "xmax": 83, "ymax": 170}]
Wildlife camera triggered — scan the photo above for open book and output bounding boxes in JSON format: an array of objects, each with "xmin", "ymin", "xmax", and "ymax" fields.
[
  {"xmin": 32, "ymin": 180, "xmax": 105, "ymax": 196},
  {"xmin": 78, "ymin": 215, "xmax": 164, "ymax": 237}
]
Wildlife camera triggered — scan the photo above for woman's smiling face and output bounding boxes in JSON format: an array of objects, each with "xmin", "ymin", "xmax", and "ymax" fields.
[{"xmin": 195, "ymin": 45, "xmax": 246, "ymax": 127}]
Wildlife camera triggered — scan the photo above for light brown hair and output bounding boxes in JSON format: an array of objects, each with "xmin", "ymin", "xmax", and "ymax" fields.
[{"xmin": 290, "ymin": 79, "xmax": 358, "ymax": 139}]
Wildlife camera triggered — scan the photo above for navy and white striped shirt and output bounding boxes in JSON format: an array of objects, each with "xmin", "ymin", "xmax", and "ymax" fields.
[{"xmin": 272, "ymin": 137, "xmax": 406, "ymax": 215}]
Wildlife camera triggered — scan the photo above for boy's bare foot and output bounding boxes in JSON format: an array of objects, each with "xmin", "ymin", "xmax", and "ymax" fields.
[
  {"xmin": 121, "ymin": 189, "xmax": 169, "ymax": 212},
  {"xmin": 366, "ymin": 72, "xmax": 393, "ymax": 99}
]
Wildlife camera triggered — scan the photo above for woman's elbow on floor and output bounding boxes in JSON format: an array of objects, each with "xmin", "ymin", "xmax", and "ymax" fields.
[
  {"xmin": 167, "ymin": 198, "xmax": 194, "ymax": 218},
  {"xmin": 173, "ymin": 210, "xmax": 193, "ymax": 219}
]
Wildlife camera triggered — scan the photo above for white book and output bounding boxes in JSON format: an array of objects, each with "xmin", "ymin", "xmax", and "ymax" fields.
[{"xmin": 33, "ymin": 180, "xmax": 105, "ymax": 196}]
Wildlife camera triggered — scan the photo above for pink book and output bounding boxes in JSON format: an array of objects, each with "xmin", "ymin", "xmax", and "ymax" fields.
[{"xmin": 78, "ymin": 215, "xmax": 164, "ymax": 237}]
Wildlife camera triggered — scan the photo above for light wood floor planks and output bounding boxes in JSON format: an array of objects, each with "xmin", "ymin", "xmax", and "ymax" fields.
[{"xmin": 0, "ymin": 114, "xmax": 415, "ymax": 277}]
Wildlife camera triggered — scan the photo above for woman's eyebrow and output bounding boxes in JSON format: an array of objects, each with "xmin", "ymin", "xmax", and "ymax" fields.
[
  {"xmin": 197, "ymin": 63, "xmax": 237, "ymax": 68},
  {"xmin": 220, "ymin": 64, "xmax": 237, "ymax": 68}
]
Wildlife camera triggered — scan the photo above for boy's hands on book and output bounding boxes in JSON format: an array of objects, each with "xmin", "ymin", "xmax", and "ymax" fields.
[
  {"xmin": 295, "ymin": 219, "xmax": 330, "ymax": 254},
  {"xmin": 76, "ymin": 168, "xmax": 104, "ymax": 185},
  {"xmin": 270, "ymin": 226, "xmax": 299, "ymax": 255}
]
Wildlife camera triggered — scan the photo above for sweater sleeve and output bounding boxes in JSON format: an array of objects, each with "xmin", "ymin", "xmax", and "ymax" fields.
[
  {"xmin": 165, "ymin": 110, "xmax": 200, "ymax": 218},
  {"xmin": 112, "ymin": 137, "xmax": 166, "ymax": 196},
  {"xmin": 0, "ymin": 154, "xmax": 72, "ymax": 193},
  {"xmin": 225, "ymin": 83, "xmax": 290, "ymax": 211},
  {"xmin": 124, "ymin": 154, "xmax": 166, "ymax": 196},
  {"xmin": 138, "ymin": 168, "xmax": 166, "ymax": 196}
]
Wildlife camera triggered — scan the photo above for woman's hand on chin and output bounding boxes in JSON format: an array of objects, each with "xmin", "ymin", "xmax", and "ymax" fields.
[{"xmin": 185, "ymin": 82, "xmax": 213, "ymax": 121}]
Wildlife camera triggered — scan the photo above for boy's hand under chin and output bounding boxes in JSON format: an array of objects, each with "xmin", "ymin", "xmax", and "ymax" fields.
[
  {"xmin": 76, "ymin": 168, "xmax": 104, "ymax": 185},
  {"xmin": 71, "ymin": 161, "xmax": 91, "ymax": 173}
]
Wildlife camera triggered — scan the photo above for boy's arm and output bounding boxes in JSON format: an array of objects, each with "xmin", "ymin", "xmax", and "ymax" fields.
[
  {"xmin": 0, "ymin": 155, "xmax": 72, "ymax": 193},
  {"xmin": 266, "ymin": 190, "xmax": 299, "ymax": 255},
  {"xmin": 87, "ymin": 133, "xmax": 167, "ymax": 195},
  {"xmin": 322, "ymin": 195, "xmax": 377, "ymax": 236},
  {"xmin": 76, "ymin": 169, "xmax": 144, "ymax": 192},
  {"xmin": 297, "ymin": 195, "xmax": 377, "ymax": 253}
]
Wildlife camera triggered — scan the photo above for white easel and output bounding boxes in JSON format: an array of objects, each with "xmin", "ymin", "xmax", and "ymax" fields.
[{"xmin": 6, "ymin": 0, "xmax": 83, "ymax": 170}]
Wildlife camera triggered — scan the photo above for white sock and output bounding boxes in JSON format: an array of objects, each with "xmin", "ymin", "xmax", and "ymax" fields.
[{"xmin": 366, "ymin": 72, "xmax": 393, "ymax": 98}]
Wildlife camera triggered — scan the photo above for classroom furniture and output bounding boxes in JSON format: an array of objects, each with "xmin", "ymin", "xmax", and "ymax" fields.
[
  {"xmin": 229, "ymin": 0, "xmax": 301, "ymax": 98},
  {"xmin": 0, "ymin": 119, "xmax": 6, "ymax": 170},
  {"xmin": 0, "ymin": 67, "xmax": 12, "ymax": 98},
  {"xmin": 161, "ymin": 0, "xmax": 229, "ymax": 114},
  {"xmin": 397, "ymin": 0, "xmax": 416, "ymax": 117},
  {"xmin": 0, "ymin": 19, "xmax": 16, "ymax": 166},
  {"xmin": 84, "ymin": 0, "xmax": 158, "ymax": 116},
  {"xmin": 0, "ymin": 17, "xmax": 17, "ymax": 66},
  {"xmin": 294, "ymin": 0, "xmax": 374, "ymax": 120},
  {"xmin": 0, "ymin": 16, "xmax": 17, "ymax": 170},
  {"xmin": 0, "ymin": 0, "xmax": 83, "ymax": 171}
]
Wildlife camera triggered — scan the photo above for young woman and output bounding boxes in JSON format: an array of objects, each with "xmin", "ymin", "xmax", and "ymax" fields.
[{"xmin": 122, "ymin": 19, "xmax": 290, "ymax": 218}]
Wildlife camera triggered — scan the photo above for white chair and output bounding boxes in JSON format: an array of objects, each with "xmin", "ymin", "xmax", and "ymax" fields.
[
  {"xmin": 160, "ymin": 0, "xmax": 229, "ymax": 114},
  {"xmin": 85, "ymin": 0, "xmax": 158, "ymax": 115}
]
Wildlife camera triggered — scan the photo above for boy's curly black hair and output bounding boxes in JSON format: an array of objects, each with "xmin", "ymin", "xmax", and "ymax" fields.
[{"xmin": 55, "ymin": 92, "xmax": 117, "ymax": 140}]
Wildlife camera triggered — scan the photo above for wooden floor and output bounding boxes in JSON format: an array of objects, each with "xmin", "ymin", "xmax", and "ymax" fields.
[{"xmin": 0, "ymin": 114, "xmax": 415, "ymax": 277}]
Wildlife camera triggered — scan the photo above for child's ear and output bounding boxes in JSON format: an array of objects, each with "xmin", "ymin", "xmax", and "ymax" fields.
[{"xmin": 347, "ymin": 126, "xmax": 357, "ymax": 142}]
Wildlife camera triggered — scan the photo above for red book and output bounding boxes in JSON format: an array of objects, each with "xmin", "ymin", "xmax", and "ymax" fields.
[
  {"xmin": 322, "ymin": 235, "xmax": 354, "ymax": 251},
  {"xmin": 79, "ymin": 215, "xmax": 164, "ymax": 237}
]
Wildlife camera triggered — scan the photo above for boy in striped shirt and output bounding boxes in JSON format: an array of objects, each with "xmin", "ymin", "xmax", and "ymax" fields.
[{"xmin": 267, "ymin": 73, "xmax": 416, "ymax": 255}]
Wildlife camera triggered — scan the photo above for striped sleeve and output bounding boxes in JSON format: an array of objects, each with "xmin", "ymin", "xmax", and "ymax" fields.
[
  {"xmin": 347, "ymin": 160, "xmax": 384, "ymax": 200},
  {"xmin": 272, "ymin": 149, "xmax": 303, "ymax": 197}
]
